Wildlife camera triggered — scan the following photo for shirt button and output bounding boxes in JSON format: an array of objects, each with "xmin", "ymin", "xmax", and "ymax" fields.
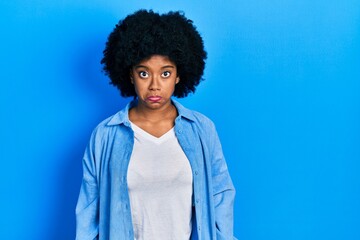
[
  {"xmin": 194, "ymin": 171, "xmax": 198, "ymax": 175},
  {"xmin": 198, "ymin": 226, "xmax": 201, "ymax": 231},
  {"xmin": 177, "ymin": 129, "xmax": 182, "ymax": 134},
  {"xmin": 196, "ymin": 199, "xmax": 199, "ymax": 204}
]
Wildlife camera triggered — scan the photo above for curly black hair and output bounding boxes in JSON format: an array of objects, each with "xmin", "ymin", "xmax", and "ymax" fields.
[{"xmin": 101, "ymin": 10, "xmax": 207, "ymax": 98}]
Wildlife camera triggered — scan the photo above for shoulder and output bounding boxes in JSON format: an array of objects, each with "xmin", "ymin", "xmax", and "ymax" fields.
[
  {"xmin": 87, "ymin": 115, "xmax": 117, "ymax": 145},
  {"xmin": 176, "ymin": 102, "xmax": 217, "ymax": 136},
  {"xmin": 190, "ymin": 110, "xmax": 216, "ymax": 129},
  {"xmin": 90, "ymin": 101, "xmax": 132, "ymax": 138},
  {"xmin": 191, "ymin": 112, "xmax": 219, "ymax": 146},
  {"xmin": 89, "ymin": 108, "xmax": 130, "ymax": 144},
  {"xmin": 181, "ymin": 107, "xmax": 222, "ymax": 152},
  {"xmin": 93, "ymin": 114, "xmax": 114, "ymax": 131}
]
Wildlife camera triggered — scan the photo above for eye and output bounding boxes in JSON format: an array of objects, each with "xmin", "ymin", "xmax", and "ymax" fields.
[
  {"xmin": 138, "ymin": 71, "xmax": 149, "ymax": 78},
  {"xmin": 161, "ymin": 71, "xmax": 171, "ymax": 78}
]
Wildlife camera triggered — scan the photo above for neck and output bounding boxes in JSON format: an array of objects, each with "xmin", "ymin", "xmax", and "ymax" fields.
[{"xmin": 132, "ymin": 100, "xmax": 177, "ymax": 123}]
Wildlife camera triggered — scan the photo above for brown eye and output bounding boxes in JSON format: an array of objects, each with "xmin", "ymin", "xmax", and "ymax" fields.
[
  {"xmin": 139, "ymin": 71, "xmax": 149, "ymax": 78},
  {"xmin": 161, "ymin": 71, "xmax": 171, "ymax": 78}
]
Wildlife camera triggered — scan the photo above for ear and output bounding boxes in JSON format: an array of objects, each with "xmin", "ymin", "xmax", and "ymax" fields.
[
  {"xmin": 130, "ymin": 74, "xmax": 134, "ymax": 84},
  {"xmin": 175, "ymin": 76, "xmax": 180, "ymax": 84}
]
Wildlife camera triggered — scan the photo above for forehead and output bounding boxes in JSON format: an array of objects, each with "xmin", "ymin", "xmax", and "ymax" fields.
[{"xmin": 134, "ymin": 55, "xmax": 176, "ymax": 68}]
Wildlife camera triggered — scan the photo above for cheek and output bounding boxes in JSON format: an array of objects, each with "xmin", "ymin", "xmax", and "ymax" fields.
[
  {"xmin": 164, "ymin": 81, "xmax": 175, "ymax": 90},
  {"xmin": 166, "ymin": 82, "xmax": 177, "ymax": 95},
  {"xmin": 132, "ymin": 82, "xmax": 144, "ymax": 95}
]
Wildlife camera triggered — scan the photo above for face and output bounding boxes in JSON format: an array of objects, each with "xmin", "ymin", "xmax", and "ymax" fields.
[{"xmin": 131, "ymin": 55, "xmax": 179, "ymax": 110}]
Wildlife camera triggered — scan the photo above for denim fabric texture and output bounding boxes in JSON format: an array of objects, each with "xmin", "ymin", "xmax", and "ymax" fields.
[{"xmin": 75, "ymin": 99, "xmax": 236, "ymax": 240}]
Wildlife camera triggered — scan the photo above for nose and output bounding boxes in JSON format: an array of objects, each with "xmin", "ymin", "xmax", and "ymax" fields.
[{"xmin": 149, "ymin": 75, "xmax": 160, "ymax": 91}]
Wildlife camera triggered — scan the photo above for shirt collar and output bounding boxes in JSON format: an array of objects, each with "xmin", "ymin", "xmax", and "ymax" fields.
[{"xmin": 106, "ymin": 98, "xmax": 196, "ymax": 126}]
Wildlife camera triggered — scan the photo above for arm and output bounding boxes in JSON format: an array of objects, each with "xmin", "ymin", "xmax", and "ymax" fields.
[
  {"xmin": 75, "ymin": 132, "xmax": 100, "ymax": 240},
  {"xmin": 210, "ymin": 123, "xmax": 236, "ymax": 239}
]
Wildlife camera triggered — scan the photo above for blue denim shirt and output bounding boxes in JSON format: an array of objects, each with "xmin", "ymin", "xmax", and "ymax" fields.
[{"xmin": 75, "ymin": 100, "xmax": 236, "ymax": 240}]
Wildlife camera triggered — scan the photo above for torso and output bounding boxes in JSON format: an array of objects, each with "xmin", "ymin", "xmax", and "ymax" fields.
[
  {"xmin": 127, "ymin": 102, "xmax": 193, "ymax": 239},
  {"xmin": 127, "ymin": 122, "xmax": 193, "ymax": 239}
]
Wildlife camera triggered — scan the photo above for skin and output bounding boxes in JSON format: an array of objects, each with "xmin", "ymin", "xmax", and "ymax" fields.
[{"xmin": 129, "ymin": 55, "xmax": 180, "ymax": 138}]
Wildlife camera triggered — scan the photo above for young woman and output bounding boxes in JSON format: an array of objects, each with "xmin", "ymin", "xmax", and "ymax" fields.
[{"xmin": 75, "ymin": 10, "xmax": 236, "ymax": 240}]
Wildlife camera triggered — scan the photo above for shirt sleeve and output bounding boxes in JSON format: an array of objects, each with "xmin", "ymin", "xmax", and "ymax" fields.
[
  {"xmin": 75, "ymin": 131, "xmax": 100, "ymax": 240},
  {"xmin": 210, "ymin": 123, "xmax": 237, "ymax": 239}
]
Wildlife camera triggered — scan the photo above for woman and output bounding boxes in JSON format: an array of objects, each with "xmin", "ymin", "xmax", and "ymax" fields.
[{"xmin": 75, "ymin": 10, "xmax": 236, "ymax": 240}]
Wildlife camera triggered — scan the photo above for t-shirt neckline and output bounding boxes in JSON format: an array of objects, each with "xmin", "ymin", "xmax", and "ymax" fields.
[{"xmin": 130, "ymin": 121, "xmax": 175, "ymax": 144}]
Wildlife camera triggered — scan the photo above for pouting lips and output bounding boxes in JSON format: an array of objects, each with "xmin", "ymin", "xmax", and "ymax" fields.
[{"xmin": 147, "ymin": 96, "xmax": 162, "ymax": 102}]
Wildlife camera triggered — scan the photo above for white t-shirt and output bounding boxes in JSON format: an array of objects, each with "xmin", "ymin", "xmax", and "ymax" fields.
[{"xmin": 127, "ymin": 122, "xmax": 193, "ymax": 240}]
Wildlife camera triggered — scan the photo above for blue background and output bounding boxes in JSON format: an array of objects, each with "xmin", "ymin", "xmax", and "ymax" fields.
[{"xmin": 1, "ymin": 0, "xmax": 359, "ymax": 239}]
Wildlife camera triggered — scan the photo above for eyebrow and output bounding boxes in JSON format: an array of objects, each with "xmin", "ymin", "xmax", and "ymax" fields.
[{"xmin": 133, "ymin": 65, "xmax": 175, "ymax": 69}]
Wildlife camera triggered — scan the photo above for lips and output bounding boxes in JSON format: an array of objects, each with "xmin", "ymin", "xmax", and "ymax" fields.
[{"xmin": 147, "ymin": 96, "xmax": 162, "ymax": 102}]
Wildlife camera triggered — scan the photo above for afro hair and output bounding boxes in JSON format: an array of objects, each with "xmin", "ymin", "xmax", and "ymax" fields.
[{"xmin": 101, "ymin": 10, "xmax": 207, "ymax": 98}]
